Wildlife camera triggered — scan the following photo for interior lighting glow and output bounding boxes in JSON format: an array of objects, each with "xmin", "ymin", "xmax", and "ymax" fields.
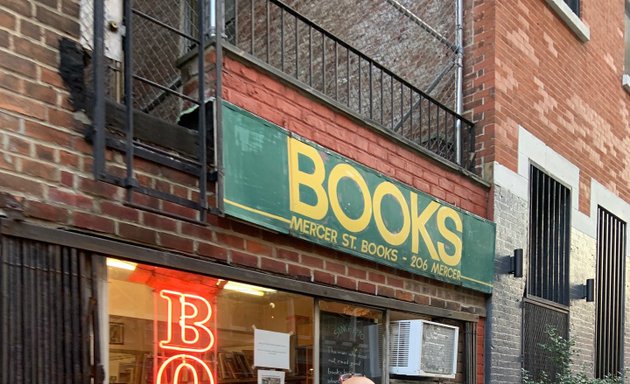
[
  {"xmin": 106, "ymin": 258, "xmax": 137, "ymax": 271},
  {"xmin": 222, "ymin": 281, "xmax": 276, "ymax": 296}
]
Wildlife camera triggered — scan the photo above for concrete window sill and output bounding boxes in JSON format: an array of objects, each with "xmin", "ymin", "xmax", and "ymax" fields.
[
  {"xmin": 623, "ymin": 74, "xmax": 630, "ymax": 94},
  {"xmin": 545, "ymin": 0, "xmax": 590, "ymax": 42}
]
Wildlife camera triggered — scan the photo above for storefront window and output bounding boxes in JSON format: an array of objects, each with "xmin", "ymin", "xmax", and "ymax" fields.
[
  {"xmin": 104, "ymin": 258, "xmax": 468, "ymax": 384},
  {"xmin": 106, "ymin": 258, "xmax": 314, "ymax": 384},
  {"xmin": 318, "ymin": 301, "xmax": 384, "ymax": 384}
]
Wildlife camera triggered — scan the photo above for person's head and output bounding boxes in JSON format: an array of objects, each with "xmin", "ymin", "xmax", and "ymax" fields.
[{"xmin": 339, "ymin": 374, "xmax": 375, "ymax": 384}]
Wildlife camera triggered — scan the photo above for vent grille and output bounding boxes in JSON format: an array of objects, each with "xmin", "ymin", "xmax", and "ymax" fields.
[
  {"xmin": 420, "ymin": 323, "xmax": 457, "ymax": 375},
  {"xmin": 389, "ymin": 321, "xmax": 410, "ymax": 367},
  {"xmin": 523, "ymin": 300, "xmax": 568, "ymax": 381},
  {"xmin": 0, "ymin": 235, "xmax": 97, "ymax": 383}
]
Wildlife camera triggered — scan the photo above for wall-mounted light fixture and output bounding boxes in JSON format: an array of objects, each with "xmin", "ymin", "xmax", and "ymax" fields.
[
  {"xmin": 511, "ymin": 249, "xmax": 523, "ymax": 278},
  {"xmin": 583, "ymin": 278, "xmax": 594, "ymax": 302}
]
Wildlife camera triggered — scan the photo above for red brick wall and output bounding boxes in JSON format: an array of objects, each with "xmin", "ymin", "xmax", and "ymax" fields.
[
  {"xmin": 230, "ymin": 0, "xmax": 459, "ymax": 108},
  {"xmin": 477, "ymin": 318, "xmax": 486, "ymax": 383},
  {"xmin": 466, "ymin": 0, "xmax": 630, "ymax": 213},
  {"xmin": 462, "ymin": 0, "xmax": 497, "ymax": 177},
  {"xmin": 0, "ymin": 1, "xmax": 488, "ymax": 316},
  {"xmin": 221, "ymin": 54, "xmax": 490, "ymax": 219}
]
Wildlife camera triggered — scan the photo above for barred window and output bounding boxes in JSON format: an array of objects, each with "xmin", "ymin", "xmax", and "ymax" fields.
[
  {"xmin": 522, "ymin": 165, "xmax": 571, "ymax": 381},
  {"xmin": 595, "ymin": 207, "xmax": 626, "ymax": 378},
  {"xmin": 527, "ymin": 165, "xmax": 571, "ymax": 305}
]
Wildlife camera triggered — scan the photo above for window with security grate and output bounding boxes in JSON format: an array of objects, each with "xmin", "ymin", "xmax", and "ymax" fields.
[
  {"xmin": 595, "ymin": 207, "xmax": 626, "ymax": 378},
  {"xmin": 523, "ymin": 165, "xmax": 571, "ymax": 381},
  {"xmin": 86, "ymin": 0, "xmax": 217, "ymax": 223},
  {"xmin": 527, "ymin": 165, "xmax": 571, "ymax": 305},
  {"xmin": 522, "ymin": 301, "xmax": 569, "ymax": 381}
]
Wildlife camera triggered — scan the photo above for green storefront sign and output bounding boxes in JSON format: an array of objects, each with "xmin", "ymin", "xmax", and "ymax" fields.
[{"xmin": 222, "ymin": 102, "xmax": 496, "ymax": 293}]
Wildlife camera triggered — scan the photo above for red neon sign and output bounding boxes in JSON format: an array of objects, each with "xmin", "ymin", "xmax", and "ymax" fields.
[
  {"xmin": 158, "ymin": 289, "xmax": 215, "ymax": 384},
  {"xmin": 156, "ymin": 354, "xmax": 214, "ymax": 384},
  {"xmin": 159, "ymin": 290, "xmax": 215, "ymax": 352}
]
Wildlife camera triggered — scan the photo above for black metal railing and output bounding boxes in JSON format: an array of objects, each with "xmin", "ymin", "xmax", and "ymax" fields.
[
  {"xmin": 89, "ymin": 0, "xmax": 478, "ymax": 223},
  {"xmin": 91, "ymin": 0, "xmax": 215, "ymax": 222},
  {"xmin": 225, "ymin": 0, "xmax": 475, "ymax": 171}
]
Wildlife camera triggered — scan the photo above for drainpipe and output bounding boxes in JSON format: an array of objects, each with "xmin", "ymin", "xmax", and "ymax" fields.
[
  {"xmin": 213, "ymin": 0, "xmax": 225, "ymax": 216},
  {"xmin": 455, "ymin": 0, "xmax": 464, "ymax": 166}
]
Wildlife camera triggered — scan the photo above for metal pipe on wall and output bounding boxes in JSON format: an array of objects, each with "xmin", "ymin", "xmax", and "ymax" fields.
[
  {"xmin": 197, "ymin": 0, "xmax": 208, "ymax": 222},
  {"xmin": 455, "ymin": 0, "xmax": 464, "ymax": 165},
  {"xmin": 93, "ymin": 0, "xmax": 105, "ymax": 179},
  {"xmin": 214, "ymin": 0, "xmax": 225, "ymax": 216}
]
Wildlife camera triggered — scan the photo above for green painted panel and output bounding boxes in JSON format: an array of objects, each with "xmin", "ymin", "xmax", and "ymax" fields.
[{"xmin": 222, "ymin": 102, "xmax": 496, "ymax": 293}]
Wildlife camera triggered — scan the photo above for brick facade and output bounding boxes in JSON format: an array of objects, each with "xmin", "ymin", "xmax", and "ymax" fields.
[
  {"xmin": 467, "ymin": 0, "xmax": 630, "ymax": 198},
  {"xmin": 220, "ymin": 54, "xmax": 490, "ymax": 218},
  {"xmin": 480, "ymin": 1, "xmax": 630, "ymax": 383},
  {"xmin": 0, "ymin": 0, "xmax": 490, "ymax": 313},
  {"xmin": 487, "ymin": 185, "xmax": 528, "ymax": 383},
  {"xmin": 0, "ymin": 3, "xmax": 490, "ymax": 382},
  {"xmin": 11, "ymin": 0, "xmax": 630, "ymax": 382}
]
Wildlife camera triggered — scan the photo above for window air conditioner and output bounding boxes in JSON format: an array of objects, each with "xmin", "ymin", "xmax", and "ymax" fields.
[{"xmin": 389, "ymin": 320, "xmax": 459, "ymax": 379}]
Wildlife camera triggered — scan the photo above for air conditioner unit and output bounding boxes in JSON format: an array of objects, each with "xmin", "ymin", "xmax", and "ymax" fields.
[{"xmin": 389, "ymin": 320, "xmax": 459, "ymax": 379}]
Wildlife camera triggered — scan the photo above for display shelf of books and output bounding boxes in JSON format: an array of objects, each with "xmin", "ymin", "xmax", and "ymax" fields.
[{"xmin": 218, "ymin": 351, "xmax": 254, "ymax": 380}]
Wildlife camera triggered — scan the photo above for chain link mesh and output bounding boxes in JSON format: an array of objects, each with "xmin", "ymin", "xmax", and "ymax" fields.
[
  {"xmin": 227, "ymin": 0, "xmax": 459, "ymax": 109},
  {"xmin": 523, "ymin": 301, "xmax": 569, "ymax": 382},
  {"xmin": 225, "ymin": 0, "xmax": 469, "ymax": 167},
  {"xmin": 131, "ymin": 0, "xmax": 188, "ymax": 122},
  {"xmin": 81, "ymin": 0, "xmax": 205, "ymax": 123},
  {"xmin": 292, "ymin": 0, "xmax": 458, "ymax": 108}
]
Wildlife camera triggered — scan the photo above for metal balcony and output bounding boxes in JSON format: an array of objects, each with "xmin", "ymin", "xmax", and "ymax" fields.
[{"xmin": 86, "ymin": 0, "xmax": 476, "ymax": 221}]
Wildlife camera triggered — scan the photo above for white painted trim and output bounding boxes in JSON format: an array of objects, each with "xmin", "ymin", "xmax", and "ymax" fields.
[
  {"xmin": 589, "ymin": 180, "xmax": 630, "ymax": 246},
  {"xmin": 517, "ymin": 126, "xmax": 580, "ymax": 221},
  {"xmin": 494, "ymin": 163, "xmax": 528, "ymax": 201},
  {"xmin": 623, "ymin": 74, "xmax": 630, "ymax": 93},
  {"xmin": 545, "ymin": 0, "xmax": 590, "ymax": 42},
  {"xmin": 80, "ymin": 0, "xmax": 123, "ymax": 61}
]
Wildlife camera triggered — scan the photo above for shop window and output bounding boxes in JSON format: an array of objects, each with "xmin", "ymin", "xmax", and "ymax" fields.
[
  {"xmin": 106, "ymin": 258, "xmax": 314, "ymax": 384},
  {"xmin": 595, "ymin": 207, "xmax": 626, "ymax": 378},
  {"xmin": 318, "ymin": 302, "xmax": 384, "ymax": 384},
  {"xmin": 104, "ymin": 258, "xmax": 471, "ymax": 384}
]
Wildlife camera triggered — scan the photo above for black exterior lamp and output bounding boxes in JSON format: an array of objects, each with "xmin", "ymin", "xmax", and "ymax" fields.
[
  {"xmin": 583, "ymin": 278, "xmax": 595, "ymax": 302},
  {"xmin": 511, "ymin": 249, "xmax": 523, "ymax": 278}
]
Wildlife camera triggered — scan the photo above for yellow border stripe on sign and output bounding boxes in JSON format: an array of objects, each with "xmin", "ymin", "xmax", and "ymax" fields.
[
  {"xmin": 461, "ymin": 275, "xmax": 493, "ymax": 287},
  {"xmin": 224, "ymin": 199, "xmax": 291, "ymax": 224}
]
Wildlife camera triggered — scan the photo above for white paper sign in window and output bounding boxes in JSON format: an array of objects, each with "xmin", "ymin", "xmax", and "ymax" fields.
[
  {"xmin": 254, "ymin": 329, "xmax": 291, "ymax": 370},
  {"xmin": 258, "ymin": 369, "xmax": 286, "ymax": 384}
]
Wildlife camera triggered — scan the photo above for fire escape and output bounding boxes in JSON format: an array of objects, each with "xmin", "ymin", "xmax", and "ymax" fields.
[{"xmin": 84, "ymin": 0, "xmax": 475, "ymax": 222}]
